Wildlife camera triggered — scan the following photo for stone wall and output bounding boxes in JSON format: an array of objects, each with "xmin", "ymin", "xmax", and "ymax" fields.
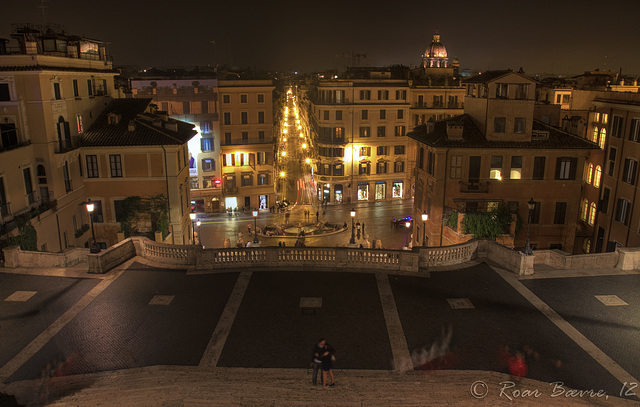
[
  {"xmin": 617, "ymin": 247, "xmax": 640, "ymax": 270},
  {"xmin": 3, "ymin": 246, "xmax": 89, "ymax": 268},
  {"xmin": 533, "ymin": 249, "xmax": 619, "ymax": 270},
  {"xmin": 88, "ymin": 238, "xmax": 136, "ymax": 274}
]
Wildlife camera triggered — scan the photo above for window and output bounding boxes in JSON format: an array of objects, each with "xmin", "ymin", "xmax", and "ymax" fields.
[
  {"xmin": 258, "ymin": 173, "xmax": 268, "ymax": 185},
  {"xmin": 394, "ymin": 145, "xmax": 405, "ymax": 155},
  {"xmin": 599, "ymin": 128, "xmax": 607, "ymax": 149},
  {"xmin": 333, "ymin": 163, "xmax": 343, "ymax": 176},
  {"xmin": 241, "ymin": 174, "xmax": 253, "ymax": 186},
  {"xmin": 611, "ymin": 115, "xmax": 623, "ymax": 138},
  {"xmin": 0, "ymin": 83, "xmax": 10, "ymax": 101},
  {"xmin": 242, "ymin": 132, "xmax": 248, "ymax": 142},
  {"xmin": 201, "ymin": 138, "xmax": 213, "ymax": 151},
  {"xmin": 109, "ymin": 154, "xmax": 122, "ymax": 177},
  {"xmin": 629, "ymin": 118, "xmax": 640, "ymax": 142},
  {"xmin": 53, "ymin": 82, "xmax": 61, "ymax": 100},
  {"xmin": 0, "ymin": 119, "xmax": 18, "ymax": 148},
  {"xmin": 361, "ymin": 110, "xmax": 368, "ymax": 120},
  {"xmin": 594, "ymin": 165, "xmax": 602, "ymax": 187},
  {"xmin": 490, "ymin": 156, "xmax": 503, "ymax": 180},
  {"xmin": 359, "ymin": 126, "xmax": 370, "ymax": 138},
  {"xmin": 377, "ymin": 126, "xmax": 386, "ymax": 137},
  {"xmin": 418, "ymin": 147, "xmax": 424, "ymax": 170},
  {"xmin": 223, "ymin": 153, "xmax": 235, "ymax": 166},
  {"xmin": 257, "ymin": 152, "xmax": 266, "ymax": 165},
  {"xmin": 359, "ymin": 162, "xmax": 370, "ymax": 175},
  {"xmin": 433, "ymin": 95, "xmax": 443, "ymax": 107},
  {"xmin": 581, "ymin": 199, "xmax": 589, "ymax": 221},
  {"xmin": 87, "ymin": 79, "xmax": 93, "ymax": 96},
  {"xmin": 259, "ymin": 131, "xmax": 265, "ymax": 141},
  {"xmin": 201, "ymin": 101, "xmax": 209, "ymax": 114},
  {"xmin": 377, "ymin": 146, "xmax": 388, "ymax": 155},
  {"xmin": 555, "ymin": 157, "xmax": 576, "ymax": 180},
  {"xmin": 615, "ymin": 198, "xmax": 630, "ymax": 225},
  {"xmin": 91, "ymin": 200, "xmax": 103, "ymax": 223},
  {"xmin": 257, "ymin": 94, "xmax": 264, "ymax": 103},
  {"xmin": 515, "ymin": 84, "xmax": 528, "ymax": 100},
  {"xmin": 360, "ymin": 90, "xmax": 371, "ymax": 100},
  {"xmin": 397, "ymin": 109, "xmax": 404, "ymax": 120},
  {"xmin": 592, "ymin": 127, "xmax": 599, "ymax": 143},
  {"xmin": 183, "ymin": 101, "xmax": 190, "ymax": 114},
  {"xmin": 496, "ymin": 83, "xmax": 508, "ymax": 99},
  {"xmin": 76, "ymin": 114, "xmax": 84, "ymax": 133},
  {"xmin": 494, "ymin": 117, "xmax": 506, "ymax": 133},
  {"xmin": 359, "ymin": 146, "xmax": 371, "ymax": 156},
  {"xmin": 514, "ymin": 117, "xmax": 526, "ymax": 134},
  {"xmin": 530, "ymin": 201, "xmax": 540, "ymax": 224},
  {"xmin": 224, "ymin": 132, "xmax": 231, "ymax": 144},
  {"xmin": 426, "ymin": 151, "xmax": 435, "ymax": 175},
  {"xmin": 601, "ymin": 187, "xmax": 610, "ymax": 214},
  {"xmin": 585, "ymin": 163, "xmax": 594, "ymax": 184},
  {"xmin": 450, "ymin": 155, "xmax": 462, "ymax": 178},
  {"xmin": 608, "ymin": 147, "xmax": 617, "ymax": 176},
  {"xmin": 323, "ymin": 110, "xmax": 329, "ymax": 120},
  {"xmin": 554, "ymin": 202, "xmax": 567, "ymax": 224},
  {"xmin": 380, "ymin": 109, "xmax": 386, "ymax": 120},
  {"xmin": 258, "ymin": 111, "xmax": 265, "ymax": 124},
  {"xmin": 394, "ymin": 125, "xmax": 405, "ymax": 136},
  {"xmin": 395, "ymin": 90, "xmax": 406, "ymax": 100},
  {"xmin": 86, "ymin": 155, "xmax": 99, "ymax": 178},
  {"xmin": 394, "ymin": 161, "xmax": 405, "ymax": 173},
  {"xmin": 376, "ymin": 161, "xmax": 388, "ymax": 174},
  {"xmin": 602, "ymin": 114, "xmax": 608, "ymax": 124},
  {"xmin": 622, "ymin": 158, "xmax": 637, "ymax": 185},
  {"xmin": 588, "ymin": 202, "xmax": 597, "ymax": 225},
  {"xmin": 358, "ymin": 183, "xmax": 369, "ymax": 200},
  {"xmin": 223, "ymin": 112, "xmax": 231, "ymax": 125},
  {"xmin": 241, "ymin": 112, "xmax": 248, "ymax": 124},
  {"xmin": 240, "ymin": 94, "xmax": 248, "ymax": 103},
  {"xmin": 335, "ymin": 110, "xmax": 342, "ymax": 120},
  {"xmin": 63, "ymin": 161, "xmax": 72, "ymax": 192},
  {"xmin": 223, "ymin": 94, "xmax": 230, "ymax": 103},
  {"xmin": 392, "ymin": 181, "xmax": 403, "ymax": 198},
  {"xmin": 510, "ymin": 156, "xmax": 522, "ymax": 179},
  {"xmin": 378, "ymin": 90, "xmax": 389, "ymax": 100},
  {"xmin": 533, "ymin": 157, "xmax": 545, "ymax": 180}
]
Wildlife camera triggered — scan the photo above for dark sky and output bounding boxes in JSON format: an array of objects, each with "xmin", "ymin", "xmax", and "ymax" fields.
[{"xmin": 2, "ymin": 0, "xmax": 638, "ymax": 75}]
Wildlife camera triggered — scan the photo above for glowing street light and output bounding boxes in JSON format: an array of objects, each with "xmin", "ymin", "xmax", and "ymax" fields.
[
  {"xmin": 349, "ymin": 208, "xmax": 356, "ymax": 245},
  {"xmin": 196, "ymin": 219, "xmax": 201, "ymax": 245},
  {"xmin": 405, "ymin": 221, "xmax": 411, "ymax": 249},
  {"xmin": 305, "ymin": 158, "xmax": 311, "ymax": 164},
  {"xmin": 85, "ymin": 199, "xmax": 101, "ymax": 253},
  {"xmin": 281, "ymin": 151, "xmax": 287, "ymax": 157},
  {"xmin": 190, "ymin": 212, "xmax": 196, "ymax": 245},
  {"xmin": 252, "ymin": 209, "xmax": 259, "ymax": 243},
  {"xmin": 302, "ymin": 143, "xmax": 307, "ymax": 149},
  {"xmin": 421, "ymin": 212, "xmax": 428, "ymax": 247}
]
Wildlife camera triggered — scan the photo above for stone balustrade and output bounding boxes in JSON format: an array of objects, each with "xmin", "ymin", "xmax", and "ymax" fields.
[
  {"xmin": 3, "ymin": 246, "xmax": 89, "ymax": 268},
  {"xmin": 419, "ymin": 241, "xmax": 477, "ymax": 268}
]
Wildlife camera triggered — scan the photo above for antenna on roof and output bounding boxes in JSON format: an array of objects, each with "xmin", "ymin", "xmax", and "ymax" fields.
[{"xmin": 37, "ymin": 0, "xmax": 49, "ymax": 24}]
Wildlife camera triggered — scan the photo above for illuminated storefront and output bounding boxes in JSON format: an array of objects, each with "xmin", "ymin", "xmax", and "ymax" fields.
[
  {"xmin": 375, "ymin": 181, "xmax": 386, "ymax": 200},
  {"xmin": 358, "ymin": 183, "xmax": 369, "ymax": 201},
  {"xmin": 392, "ymin": 181, "xmax": 403, "ymax": 198}
]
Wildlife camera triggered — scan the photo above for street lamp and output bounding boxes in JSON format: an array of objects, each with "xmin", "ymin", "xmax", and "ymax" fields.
[
  {"xmin": 189, "ymin": 212, "xmax": 196, "ymax": 245},
  {"xmin": 421, "ymin": 212, "xmax": 429, "ymax": 247},
  {"xmin": 349, "ymin": 208, "xmax": 356, "ymax": 244},
  {"xmin": 196, "ymin": 220, "xmax": 201, "ymax": 245},
  {"xmin": 252, "ymin": 209, "xmax": 259, "ymax": 243},
  {"xmin": 524, "ymin": 198, "xmax": 535, "ymax": 255},
  {"xmin": 86, "ymin": 199, "xmax": 100, "ymax": 253},
  {"xmin": 405, "ymin": 221, "xmax": 411, "ymax": 249}
]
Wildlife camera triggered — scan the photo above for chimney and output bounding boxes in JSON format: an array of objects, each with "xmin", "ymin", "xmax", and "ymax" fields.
[
  {"xmin": 425, "ymin": 117, "xmax": 435, "ymax": 133},
  {"xmin": 127, "ymin": 120, "xmax": 135, "ymax": 132},
  {"xmin": 446, "ymin": 121, "xmax": 464, "ymax": 140}
]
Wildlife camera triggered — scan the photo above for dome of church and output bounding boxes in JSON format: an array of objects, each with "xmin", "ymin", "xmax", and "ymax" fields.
[{"xmin": 425, "ymin": 33, "xmax": 447, "ymax": 58}]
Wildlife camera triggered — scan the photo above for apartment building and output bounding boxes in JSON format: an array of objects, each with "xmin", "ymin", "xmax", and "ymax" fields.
[
  {"xmin": 0, "ymin": 23, "xmax": 117, "ymax": 252},
  {"xmin": 218, "ymin": 79, "xmax": 276, "ymax": 211},
  {"xmin": 409, "ymin": 70, "xmax": 598, "ymax": 252},
  {"xmin": 307, "ymin": 32, "xmax": 464, "ymax": 204},
  {"xmin": 81, "ymin": 98, "xmax": 196, "ymax": 246},
  {"xmin": 130, "ymin": 79, "xmax": 222, "ymax": 213}
]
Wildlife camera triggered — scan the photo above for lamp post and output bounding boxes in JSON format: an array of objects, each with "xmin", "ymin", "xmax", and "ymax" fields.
[
  {"xmin": 421, "ymin": 211, "xmax": 428, "ymax": 247},
  {"xmin": 189, "ymin": 212, "xmax": 196, "ymax": 245},
  {"xmin": 253, "ymin": 209, "xmax": 259, "ymax": 243},
  {"xmin": 524, "ymin": 198, "xmax": 535, "ymax": 255},
  {"xmin": 349, "ymin": 208, "xmax": 356, "ymax": 245},
  {"xmin": 86, "ymin": 199, "xmax": 100, "ymax": 253},
  {"xmin": 196, "ymin": 220, "xmax": 201, "ymax": 246},
  {"xmin": 405, "ymin": 221, "xmax": 411, "ymax": 249}
]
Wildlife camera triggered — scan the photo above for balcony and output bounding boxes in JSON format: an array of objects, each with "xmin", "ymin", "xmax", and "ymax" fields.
[
  {"xmin": 0, "ymin": 140, "xmax": 31, "ymax": 153},
  {"xmin": 55, "ymin": 136, "xmax": 81, "ymax": 154},
  {"xmin": 459, "ymin": 181, "xmax": 489, "ymax": 193}
]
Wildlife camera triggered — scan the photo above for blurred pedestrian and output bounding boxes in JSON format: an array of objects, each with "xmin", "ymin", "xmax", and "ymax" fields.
[
  {"xmin": 321, "ymin": 343, "xmax": 336, "ymax": 387},
  {"xmin": 310, "ymin": 338, "xmax": 327, "ymax": 385},
  {"xmin": 316, "ymin": 211, "xmax": 319, "ymax": 223}
]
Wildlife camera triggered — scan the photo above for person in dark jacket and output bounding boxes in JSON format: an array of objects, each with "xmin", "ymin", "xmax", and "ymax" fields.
[
  {"xmin": 321, "ymin": 343, "xmax": 336, "ymax": 387},
  {"xmin": 310, "ymin": 338, "xmax": 326, "ymax": 385}
]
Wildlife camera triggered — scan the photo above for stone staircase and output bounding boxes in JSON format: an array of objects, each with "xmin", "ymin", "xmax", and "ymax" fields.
[{"xmin": 3, "ymin": 367, "xmax": 635, "ymax": 406}]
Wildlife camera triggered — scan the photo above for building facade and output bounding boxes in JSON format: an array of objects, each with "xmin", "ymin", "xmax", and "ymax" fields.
[
  {"xmin": 80, "ymin": 99, "xmax": 196, "ymax": 247},
  {"xmin": 0, "ymin": 23, "xmax": 117, "ymax": 253},
  {"xmin": 409, "ymin": 71, "xmax": 598, "ymax": 252},
  {"xmin": 218, "ymin": 79, "xmax": 276, "ymax": 212}
]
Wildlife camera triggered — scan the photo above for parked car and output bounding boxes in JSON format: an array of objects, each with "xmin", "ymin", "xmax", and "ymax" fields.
[{"xmin": 392, "ymin": 216, "xmax": 412, "ymax": 227}]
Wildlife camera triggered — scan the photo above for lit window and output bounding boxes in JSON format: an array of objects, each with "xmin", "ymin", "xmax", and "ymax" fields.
[
  {"xmin": 587, "ymin": 163, "xmax": 593, "ymax": 184},
  {"xmin": 76, "ymin": 114, "xmax": 84, "ymax": 133},
  {"xmin": 602, "ymin": 114, "xmax": 608, "ymax": 124},
  {"xmin": 510, "ymin": 156, "xmax": 522, "ymax": 179},
  {"xmin": 599, "ymin": 128, "xmax": 606, "ymax": 149},
  {"xmin": 588, "ymin": 202, "xmax": 597, "ymax": 225},
  {"xmin": 592, "ymin": 127, "xmax": 599, "ymax": 143},
  {"xmin": 581, "ymin": 199, "xmax": 588, "ymax": 221},
  {"xmin": 594, "ymin": 166, "xmax": 602, "ymax": 188},
  {"xmin": 490, "ymin": 156, "xmax": 503, "ymax": 180}
]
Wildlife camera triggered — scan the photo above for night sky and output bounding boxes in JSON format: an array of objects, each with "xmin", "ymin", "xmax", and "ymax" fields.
[{"xmin": 1, "ymin": 0, "xmax": 638, "ymax": 75}]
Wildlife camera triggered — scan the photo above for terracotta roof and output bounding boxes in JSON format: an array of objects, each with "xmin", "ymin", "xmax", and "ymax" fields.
[
  {"xmin": 81, "ymin": 98, "xmax": 196, "ymax": 147},
  {"xmin": 407, "ymin": 114, "xmax": 598, "ymax": 149}
]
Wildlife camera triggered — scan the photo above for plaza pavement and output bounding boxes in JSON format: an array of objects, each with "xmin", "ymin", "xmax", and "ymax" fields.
[{"xmin": 0, "ymin": 257, "xmax": 639, "ymax": 406}]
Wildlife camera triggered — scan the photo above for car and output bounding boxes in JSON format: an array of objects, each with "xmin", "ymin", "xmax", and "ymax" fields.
[{"xmin": 392, "ymin": 216, "xmax": 412, "ymax": 227}]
